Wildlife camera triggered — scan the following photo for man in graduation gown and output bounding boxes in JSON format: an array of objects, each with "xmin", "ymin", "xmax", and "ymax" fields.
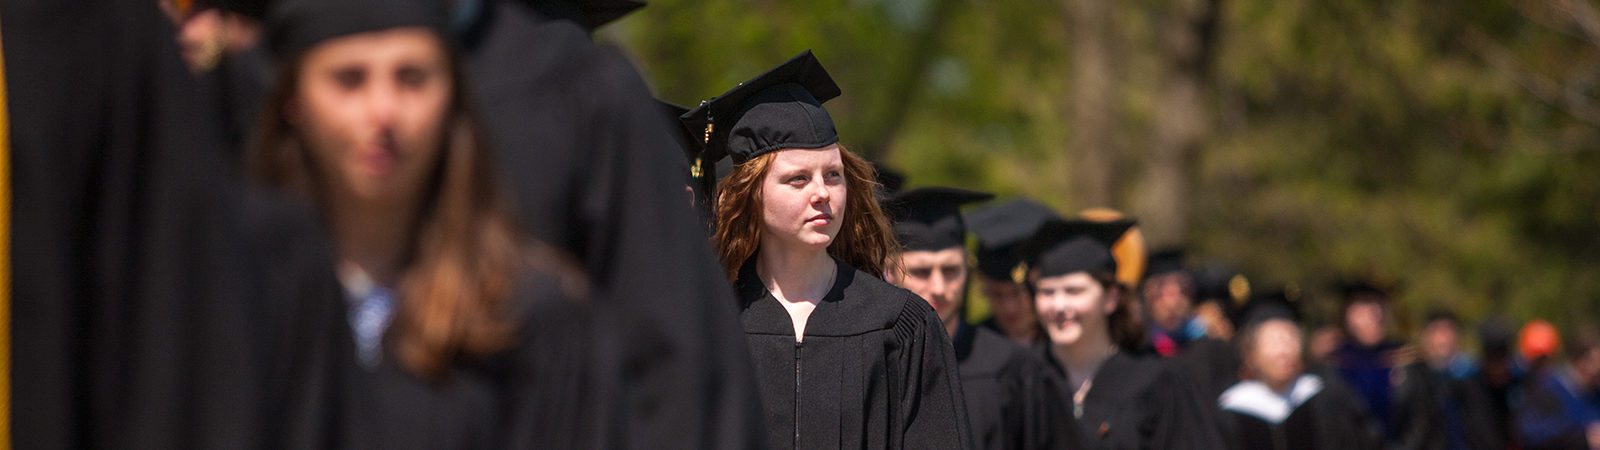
[
  {"xmin": 884, "ymin": 188, "xmax": 1084, "ymax": 449},
  {"xmin": 1139, "ymin": 248, "xmax": 1240, "ymax": 421},
  {"xmin": 451, "ymin": 1, "xmax": 764, "ymax": 447},
  {"xmin": 1219, "ymin": 298, "xmax": 1383, "ymax": 450},
  {"xmin": 1418, "ymin": 309, "xmax": 1505, "ymax": 450},
  {"xmin": 6, "ymin": 0, "xmax": 342, "ymax": 447},
  {"xmin": 964, "ymin": 198, "xmax": 1060, "ymax": 349}
]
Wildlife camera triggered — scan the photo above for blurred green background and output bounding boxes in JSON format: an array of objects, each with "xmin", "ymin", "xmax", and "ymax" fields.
[{"xmin": 599, "ymin": 0, "xmax": 1600, "ymax": 335}]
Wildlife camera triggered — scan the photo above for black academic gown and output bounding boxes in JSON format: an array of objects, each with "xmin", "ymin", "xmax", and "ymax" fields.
[
  {"xmin": 266, "ymin": 245, "xmax": 603, "ymax": 450},
  {"xmin": 1042, "ymin": 349, "xmax": 1225, "ymax": 449},
  {"xmin": 954, "ymin": 323, "xmax": 1084, "ymax": 449},
  {"xmin": 5, "ymin": 1, "xmax": 330, "ymax": 447},
  {"xmin": 1217, "ymin": 373, "xmax": 1384, "ymax": 450},
  {"xmin": 737, "ymin": 258, "xmax": 973, "ymax": 449},
  {"xmin": 459, "ymin": 1, "xmax": 763, "ymax": 448}
]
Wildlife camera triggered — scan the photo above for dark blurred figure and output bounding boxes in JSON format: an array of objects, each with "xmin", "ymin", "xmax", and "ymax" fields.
[
  {"xmin": 1219, "ymin": 299, "xmax": 1383, "ymax": 450},
  {"xmin": 452, "ymin": 1, "xmax": 765, "ymax": 447},
  {"xmin": 966, "ymin": 198, "xmax": 1060, "ymax": 348},
  {"xmin": 1332, "ymin": 282, "xmax": 1445, "ymax": 450},
  {"xmin": 1140, "ymin": 248, "xmax": 1241, "ymax": 419},
  {"xmin": 162, "ymin": 0, "xmax": 273, "ymax": 155},
  {"xmin": 1515, "ymin": 324, "xmax": 1600, "ymax": 450},
  {"xmin": 1477, "ymin": 315, "xmax": 1528, "ymax": 448},
  {"xmin": 1420, "ymin": 309, "xmax": 1505, "ymax": 450},
  {"xmin": 252, "ymin": 0, "xmax": 615, "ymax": 445},
  {"xmin": 1190, "ymin": 264, "xmax": 1248, "ymax": 343},
  {"xmin": 7, "ymin": 0, "xmax": 337, "ymax": 447}
]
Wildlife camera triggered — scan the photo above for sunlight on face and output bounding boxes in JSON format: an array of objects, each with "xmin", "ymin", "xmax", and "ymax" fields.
[
  {"xmin": 1249, "ymin": 319, "xmax": 1305, "ymax": 389},
  {"xmin": 759, "ymin": 145, "xmax": 846, "ymax": 252},
  {"xmin": 895, "ymin": 247, "xmax": 968, "ymax": 326},
  {"xmin": 1033, "ymin": 272, "xmax": 1114, "ymax": 348}
]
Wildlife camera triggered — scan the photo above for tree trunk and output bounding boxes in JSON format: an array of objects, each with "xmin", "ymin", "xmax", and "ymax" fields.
[
  {"xmin": 1067, "ymin": 0, "xmax": 1119, "ymax": 208},
  {"xmin": 1136, "ymin": 0, "xmax": 1219, "ymax": 247}
]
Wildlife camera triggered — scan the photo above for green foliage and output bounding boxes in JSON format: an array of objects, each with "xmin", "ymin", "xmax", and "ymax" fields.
[{"xmin": 608, "ymin": 0, "xmax": 1600, "ymax": 336}]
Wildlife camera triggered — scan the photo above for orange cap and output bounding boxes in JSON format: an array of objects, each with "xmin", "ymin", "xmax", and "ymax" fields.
[{"xmin": 1519, "ymin": 319, "xmax": 1561, "ymax": 360}]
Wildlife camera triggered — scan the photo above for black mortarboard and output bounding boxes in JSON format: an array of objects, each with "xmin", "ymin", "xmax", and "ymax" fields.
[
  {"xmin": 875, "ymin": 163, "xmax": 906, "ymax": 197},
  {"xmin": 264, "ymin": 0, "xmax": 448, "ymax": 60},
  {"xmin": 1232, "ymin": 286, "xmax": 1303, "ymax": 330},
  {"xmin": 527, "ymin": 0, "xmax": 646, "ymax": 30},
  {"xmin": 884, "ymin": 187, "xmax": 994, "ymax": 252},
  {"xmin": 658, "ymin": 99, "xmax": 696, "ymax": 165},
  {"xmin": 1145, "ymin": 247, "xmax": 1188, "ymax": 279},
  {"xmin": 1336, "ymin": 280, "xmax": 1391, "ymax": 301},
  {"xmin": 1017, "ymin": 218, "xmax": 1136, "ymax": 280},
  {"xmin": 966, "ymin": 198, "xmax": 1059, "ymax": 281},
  {"xmin": 679, "ymin": 50, "xmax": 841, "ymax": 167}
]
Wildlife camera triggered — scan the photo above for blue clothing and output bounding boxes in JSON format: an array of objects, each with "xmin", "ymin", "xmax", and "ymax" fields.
[
  {"xmin": 1516, "ymin": 370, "xmax": 1600, "ymax": 449},
  {"xmin": 1336, "ymin": 341, "xmax": 1403, "ymax": 438}
]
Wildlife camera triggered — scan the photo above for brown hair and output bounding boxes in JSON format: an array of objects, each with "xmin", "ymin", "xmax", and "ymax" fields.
[
  {"xmin": 711, "ymin": 145, "xmax": 898, "ymax": 284},
  {"xmin": 250, "ymin": 39, "xmax": 522, "ymax": 378}
]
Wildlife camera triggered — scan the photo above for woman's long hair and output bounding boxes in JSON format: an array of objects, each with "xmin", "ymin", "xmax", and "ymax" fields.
[
  {"xmin": 711, "ymin": 145, "xmax": 898, "ymax": 284},
  {"xmin": 250, "ymin": 41, "xmax": 526, "ymax": 378}
]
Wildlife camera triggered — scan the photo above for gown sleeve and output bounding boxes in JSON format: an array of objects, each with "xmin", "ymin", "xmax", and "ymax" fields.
[{"xmin": 894, "ymin": 297, "xmax": 975, "ymax": 449}]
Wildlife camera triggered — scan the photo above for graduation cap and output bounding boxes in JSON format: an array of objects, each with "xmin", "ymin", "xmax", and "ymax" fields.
[
  {"xmin": 1145, "ymin": 247, "xmax": 1188, "ymax": 279},
  {"xmin": 1016, "ymin": 218, "xmax": 1136, "ymax": 281},
  {"xmin": 1232, "ymin": 285, "xmax": 1303, "ymax": 330},
  {"xmin": 875, "ymin": 163, "xmax": 907, "ymax": 198},
  {"xmin": 966, "ymin": 198, "xmax": 1060, "ymax": 281},
  {"xmin": 1336, "ymin": 280, "xmax": 1392, "ymax": 301},
  {"xmin": 658, "ymin": 99, "xmax": 697, "ymax": 166},
  {"xmin": 678, "ymin": 50, "xmax": 842, "ymax": 172},
  {"xmin": 265, "ymin": 0, "xmax": 447, "ymax": 60},
  {"xmin": 884, "ymin": 187, "xmax": 994, "ymax": 252},
  {"xmin": 527, "ymin": 0, "xmax": 646, "ymax": 31}
]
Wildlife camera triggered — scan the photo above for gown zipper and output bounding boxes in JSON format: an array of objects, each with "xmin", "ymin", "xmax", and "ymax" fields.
[{"xmin": 794, "ymin": 340, "xmax": 803, "ymax": 449}]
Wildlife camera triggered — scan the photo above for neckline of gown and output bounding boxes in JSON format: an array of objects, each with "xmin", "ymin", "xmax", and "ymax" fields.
[{"xmin": 738, "ymin": 256, "xmax": 910, "ymax": 338}]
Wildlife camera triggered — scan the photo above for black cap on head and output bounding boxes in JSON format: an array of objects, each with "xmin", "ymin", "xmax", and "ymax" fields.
[
  {"xmin": 265, "ymin": 0, "xmax": 448, "ymax": 60},
  {"xmin": 1233, "ymin": 287, "xmax": 1302, "ymax": 330},
  {"xmin": 527, "ymin": 0, "xmax": 646, "ymax": 31},
  {"xmin": 1336, "ymin": 279, "xmax": 1396, "ymax": 312},
  {"xmin": 1017, "ymin": 218, "xmax": 1136, "ymax": 280},
  {"xmin": 658, "ymin": 99, "xmax": 696, "ymax": 165},
  {"xmin": 966, "ymin": 198, "xmax": 1059, "ymax": 281},
  {"xmin": 875, "ymin": 163, "xmax": 906, "ymax": 198},
  {"xmin": 884, "ymin": 187, "xmax": 994, "ymax": 252},
  {"xmin": 679, "ymin": 50, "xmax": 841, "ymax": 167},
  {"xmin": 1145, "ymin": 247, "xmax": 1188, "ymax": 279}
]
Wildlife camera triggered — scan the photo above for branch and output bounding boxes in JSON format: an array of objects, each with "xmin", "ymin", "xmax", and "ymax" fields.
[{"xmin": 1462, "ymin": 29, "xmax": 1600, "ymax": 127}]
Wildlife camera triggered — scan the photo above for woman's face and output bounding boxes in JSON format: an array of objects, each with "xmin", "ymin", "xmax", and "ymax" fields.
[
  {"xmin": 1033, "ymin": 272, "xmax": 1115, "ymax": 348},
  {"xmin": 291, "ymin": 28, "xmax": 452, "ymax": 210},
  {"xmin": 759, "ymin": 145, "xmax": 846, "ymax": 252}
]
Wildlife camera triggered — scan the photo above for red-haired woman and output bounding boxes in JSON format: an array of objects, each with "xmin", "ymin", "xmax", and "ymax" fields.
[{"xmin": 683, "ymin": 51, "xmax": 970, "ymax": 449}]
